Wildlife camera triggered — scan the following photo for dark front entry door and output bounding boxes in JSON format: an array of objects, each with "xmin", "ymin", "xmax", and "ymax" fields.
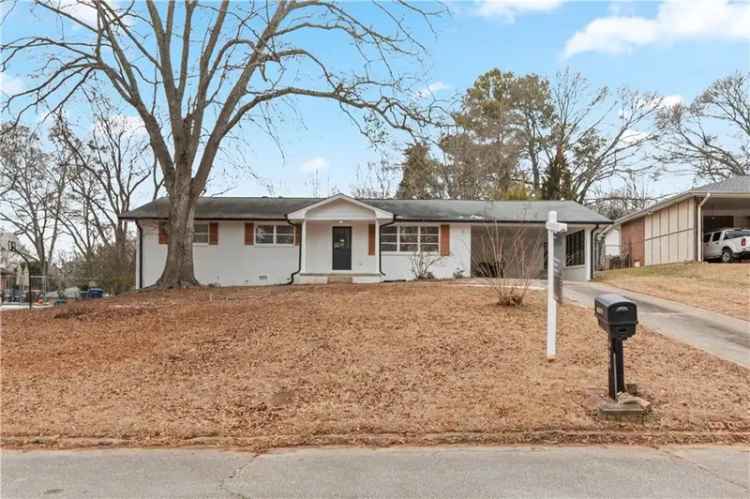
[{"xmin": 332, "ymin": 226, "xmax": 352, "ymax": 271}]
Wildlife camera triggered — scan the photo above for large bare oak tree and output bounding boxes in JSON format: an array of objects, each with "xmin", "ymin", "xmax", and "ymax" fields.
[
  {"xmin": 2, "ymin": 0, "xmax": 440, "ymax": 287},
  {"xmin": 656, "ymin": 72, "xmax": 749, "ymax": 181}
]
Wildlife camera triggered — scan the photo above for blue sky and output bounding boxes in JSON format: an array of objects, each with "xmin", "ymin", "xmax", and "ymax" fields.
[{"xmin": 2, "ymin": 0, "xmax": 748, "ymax": 201}]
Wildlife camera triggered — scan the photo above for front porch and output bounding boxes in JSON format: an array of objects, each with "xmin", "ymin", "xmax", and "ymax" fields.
[{"xmin": 288, "ymin": 195, "xmax": 393, "ymax": 284}]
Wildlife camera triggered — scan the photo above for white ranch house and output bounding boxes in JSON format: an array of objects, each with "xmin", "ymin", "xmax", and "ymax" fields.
[{"xmin": 122, "ymin": 194, "xmax": 611, "ymax": 287}]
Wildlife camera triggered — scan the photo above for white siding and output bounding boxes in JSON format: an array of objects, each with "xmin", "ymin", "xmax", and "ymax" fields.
[
  {"xmin": 381, "ymin": 223, "xmax": 472, "ymax": 280},
  {"xmin": 644, "ymin": 197, "xmax": 696, "ymax": 266},
  {"xmin": 304, "ymin": 221, "xmax": 378, "ymax": 274},
  {"xmin": 304, "ymin": 198, "xmax": 376, "ymax": 220},
  {"xmin": 562, "ymin": 226, "xmax": 592, "ymax": 282},
  {"xmin": 139, "ymin": 220, "xmax": 298, "ymax": 287}
]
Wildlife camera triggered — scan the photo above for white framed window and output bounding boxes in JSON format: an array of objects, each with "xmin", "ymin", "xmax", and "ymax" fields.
[
  {"xmin": 381, "ymin": 225, "xmax": 440, "ymax": 253},
  {"xmin": 193, "ymin": 223, "xmax": 210, "ymax": 244},
  {"xmin": 256, "ymin": 224, "xmax": 294, "ymax": 245}
]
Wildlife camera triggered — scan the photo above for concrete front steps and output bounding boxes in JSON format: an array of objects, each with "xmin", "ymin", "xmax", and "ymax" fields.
[{"xmin": 295, "ymin": 273, "xmax": 383, "ymax": 284}]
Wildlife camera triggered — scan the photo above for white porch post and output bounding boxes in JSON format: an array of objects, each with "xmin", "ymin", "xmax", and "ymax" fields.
[
  {"xmin": 375, "ymin": 219, "xmax": 380, "ymax": 269},
  {"xmin": 585, "ymin": 227, "xmax": 592, "ymax": 281},
  {"xmin": 300, "ymin": 220, "xmax": 307, "ymax": 273}
]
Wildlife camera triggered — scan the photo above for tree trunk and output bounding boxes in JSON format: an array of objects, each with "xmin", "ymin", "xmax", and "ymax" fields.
[{"xmin": 156, "ymin": 181, "xmax": 200, "ymax": 288}]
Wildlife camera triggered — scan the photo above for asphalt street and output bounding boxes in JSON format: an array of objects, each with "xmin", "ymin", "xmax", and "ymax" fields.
[{"xmin": 2, "ymin": 446, "xmax": 748, "ymax": 498}]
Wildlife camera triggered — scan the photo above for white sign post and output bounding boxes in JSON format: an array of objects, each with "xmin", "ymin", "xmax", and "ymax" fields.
[{"xmin": 545, "ymin": 211, "xmax": 567, "ymax": 361}]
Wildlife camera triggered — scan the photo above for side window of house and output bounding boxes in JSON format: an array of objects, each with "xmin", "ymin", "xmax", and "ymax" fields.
[
  {"xmin": 399, "ymin": 226, "xmax": 418, "ymax": 252},
  {"xmin": 419, "ymin": 226, "xmax": 439, "ymax": 252},
  {"xmin": 380, "ymin": 225, "xmax": 440, "ymax": 253},
  {"xmin": 193, "ymin": 223, "xmax": 210, "ymax": 244},
  {"xmin": 565, "ymin": 230, "xmax": 584, "ymax": 266},
  {"xmin": 275, "ymin": 225, "xmax": 294, "ymax": 244},
  {"xmin": 256, "ymin": 225, "xmax": 275, "ymax": 244},
  {"xmin": 381, "ymin": 226, "xmax": 397, "ymax": 252},
  {"xmin": 255, "ymin": 224, "xmax": 294, "ymax": 245}
]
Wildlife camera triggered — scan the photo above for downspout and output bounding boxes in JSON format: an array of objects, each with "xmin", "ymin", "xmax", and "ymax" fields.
[
  {"xmin": 136, "ymin": 221, "xmax": 143, "ymax": 290},
  {"xmin": 285, "ymin": 215, "xmax": 302, "ymax": 284},
  {"xmin": 697, "ymin": 193, "xmax": 711, "ymax": 262},
  {"xmin": 379, "ymin": 214, "xmax": 397, "ymax": 276}
]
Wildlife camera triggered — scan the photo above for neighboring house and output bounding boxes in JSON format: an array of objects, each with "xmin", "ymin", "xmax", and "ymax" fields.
[
  {"xmin": 593, "ymin": 225, "xmax": 622, "ymax": 270},
  {"xmin": 599, "ymin": 225, "xmax": 621, "ymax": 257},
  {"xmin": 0, "ymin": 232, "xmax": 19, "ymax": 301},
  {"xmin": 616, "ymin": 176, "xmax": 750, "ymax": 266},
  {"xmin": 121, "ymin": 194, "xmax": 611, "ymax": 287}
]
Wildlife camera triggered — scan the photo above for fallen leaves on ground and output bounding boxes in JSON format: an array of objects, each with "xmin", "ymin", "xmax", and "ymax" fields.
[
  {"xmin": 597, "ymin": 262, "xmax": 750, "ymax": 321},
  {"xmin": 1, "ymin": 283, "xmax": 748, "ymax": 450}
]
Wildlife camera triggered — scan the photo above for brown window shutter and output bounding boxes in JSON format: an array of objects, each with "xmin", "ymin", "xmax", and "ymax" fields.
[
  {"xmin": 368, "ymin": 224, "xmax": 376, "ymax": 255},
  {"xmin": 158, "ymin": 222, "xmax": 168, "ymax": 245},
  {"xmin": 244, "ymin": 223, "xmax": 254, "ymax": 245},
  {"xmin": 440, "ymin": 224, "xmax": 450, "ymax": 256},
  {"xmin": 209, "ymin": 222, "xmax": 219, "ymax": 245},
  {"xmin": 294, "ymin": 224, "xmax": 301, "ymax": 246}
]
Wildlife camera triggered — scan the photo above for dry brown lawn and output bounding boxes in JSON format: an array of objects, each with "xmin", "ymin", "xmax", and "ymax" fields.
[
  {"xmin": 596, "ymin": 262, "xmax": 750, "ymax": 321},
  {"xmin": 1, "ymin": 283, "xmax": 748, "ymax": 450}
]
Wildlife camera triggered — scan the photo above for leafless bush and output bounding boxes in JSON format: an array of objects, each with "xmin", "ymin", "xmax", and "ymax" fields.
[
  {"xmin": 410, "ymin": 248, "xmax": 443, "ymax": 280},
  {"xmin": 472, "ymin": 223, "xmax": 545, "ymax": 306}
]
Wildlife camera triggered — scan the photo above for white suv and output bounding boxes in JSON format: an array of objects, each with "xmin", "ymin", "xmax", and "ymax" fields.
[{"xmin": 703, "ymin": 228, "xmax": 750, "ymax": 263}]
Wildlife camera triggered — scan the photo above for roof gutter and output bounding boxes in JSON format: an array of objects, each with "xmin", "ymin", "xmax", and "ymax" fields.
[{"xmin": 379, "ymin": 214, "xmax": 397, "ymax": 276}]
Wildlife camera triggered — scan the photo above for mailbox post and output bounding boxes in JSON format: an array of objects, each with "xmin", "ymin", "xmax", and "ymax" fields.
[{"xmin": 594, "ymin": 294, "xmax": 638, "ymax": 399}]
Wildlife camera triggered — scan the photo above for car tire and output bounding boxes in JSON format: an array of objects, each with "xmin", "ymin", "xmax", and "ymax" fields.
[{"xmin": 721, "ymin": 248, "xmax": 734, "ymax": 263}]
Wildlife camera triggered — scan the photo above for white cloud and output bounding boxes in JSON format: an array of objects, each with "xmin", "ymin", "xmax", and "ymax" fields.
[
  {"xmin": 54, "ymin": 0, "xmax": 124, "ymax": 28},
  {"xmin": 621, "ymin": 128, "xmax": 649, "ymax": 145},
  {"xmin": 659, "ymin": 95, "xmax": 683, "ymax": 108},
  {"xmin": 301, "ymin": 157, "xmax": 329, "ymax": 173},
  {"xmin": 476, "ymin": 0, "xmax": 563, "ymax": 21},
  {"xmin": 414, "ymin": 81, "xmax": 450, "ymax": 100},
  {"xmin": 55, "ymin": 0, "xmax": 100, "ymax": 27},
  {"xmin": 564, "ymin": 0, "xmax": 750, "ymax": 58},
  {"xmin": 0, "ymin": 72, "xmax": 25, "ymax": 96},
  {"xmin": 94, "ymin": 114, "xmax": 146, "ymax": 137}
]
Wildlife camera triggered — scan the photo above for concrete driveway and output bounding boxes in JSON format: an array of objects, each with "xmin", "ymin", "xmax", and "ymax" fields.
[
  {"xmin": 2, "ymin": 446, "xmax": 748, "ymax": 498},
  {"xmin": 565, "ymin": 281, "xmax": 750, "ymax": 368}
]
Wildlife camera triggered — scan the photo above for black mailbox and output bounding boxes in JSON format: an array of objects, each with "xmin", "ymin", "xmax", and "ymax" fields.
[
  {"xmin": 594, "ymin": 294, "xmax": 638, "ymax": 400},
  {"xmin": 595, "ymin": 294, "xmax": 638, "ymax": 341}
]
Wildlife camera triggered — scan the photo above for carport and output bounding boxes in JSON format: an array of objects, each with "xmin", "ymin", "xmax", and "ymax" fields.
[{"xmin": 616, "ymin": 176, "xmax": 750, "ymax": 266}]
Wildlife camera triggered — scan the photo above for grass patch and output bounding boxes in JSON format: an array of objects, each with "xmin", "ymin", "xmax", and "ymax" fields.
[{"xmin": 597, "ymin": 262, "xmax": 750, "ymax": 321}]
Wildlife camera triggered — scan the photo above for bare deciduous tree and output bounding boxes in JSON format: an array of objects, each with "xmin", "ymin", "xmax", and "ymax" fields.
[
  {"xmin": 0, "ymin": 124, "xmax": 68, "ymax": 275},
  {"xmin": 2, "ymin": 0, "xmax": 443, "ymax": 288},
  {"xmin": 543, "ymin": 69, "xmax": 662, "ymax": 202},
  {"xmin": 350, "ymin": 157, "xmax": 400, "ymax": 199},
  {"xmin": 655, "ymin": 72, "xmax": 750, "ymax": 181},
  {"xmin": 472, "ymin": 223, "xmax": 545, "ymax": 306},
  {"xmin": 409, "ymin": 247, "xmax": 443, "ymax": 280},
  {"xmin": 50, "ymin": 92, "xmax": 158, "ymax": 277}
]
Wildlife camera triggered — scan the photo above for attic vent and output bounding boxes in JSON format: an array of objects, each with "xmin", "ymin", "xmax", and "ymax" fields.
[{"xmin": 258, "ymin": 274, "xmax": 268, "ymax": 281}]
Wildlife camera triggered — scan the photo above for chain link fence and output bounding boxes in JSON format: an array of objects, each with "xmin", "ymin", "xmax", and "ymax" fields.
[{"xmin": 594, "ymin": 242, "xmax": 634, "ymax": 272}]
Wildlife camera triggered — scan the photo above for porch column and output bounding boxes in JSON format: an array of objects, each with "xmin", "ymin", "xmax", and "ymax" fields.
[
  {"xmin": 585, "ymin": 227, "xmax": 592, "ymax": 280},
  {"xmin": 300, "ymin": 220, "xmax": 307, "ymax": 273},
  {"xmin": 375, "ymin": 219, "xmax": 380, "ymax": 271}
]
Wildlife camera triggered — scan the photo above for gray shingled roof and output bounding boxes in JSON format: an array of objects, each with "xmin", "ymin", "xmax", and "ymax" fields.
[
  {"xmin": 122, "ymin": 196, "xmax": 610, "ymax": 224},
  {"xmin": 616, "ymin": 175, "xmax": 750, "ymax": 225},
  {"xmin": 692, "ymin": 175, "xmax": 750, "ymax": 193}
]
